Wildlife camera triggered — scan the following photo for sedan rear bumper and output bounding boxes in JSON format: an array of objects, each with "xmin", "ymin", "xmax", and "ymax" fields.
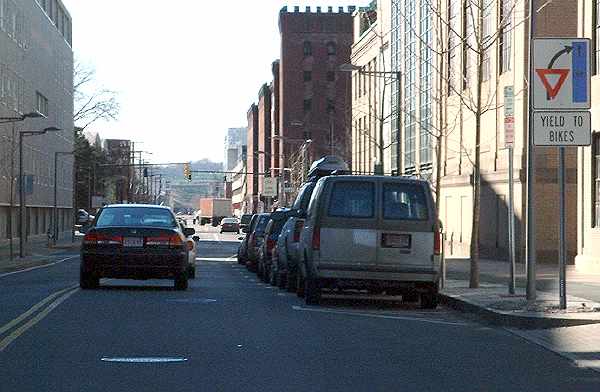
[{"xmin": 82, "ymin": 252, "xmax": 187, "ymax": 280}]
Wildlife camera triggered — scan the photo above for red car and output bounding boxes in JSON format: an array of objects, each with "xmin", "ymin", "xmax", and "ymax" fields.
[{"xmin": 220, "ymin": 218, "xmax": 240, "ymax": 233}]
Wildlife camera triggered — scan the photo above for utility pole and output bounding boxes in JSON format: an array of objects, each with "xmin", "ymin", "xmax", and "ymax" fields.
[{"xmin": 526, "ymin": 0, "xmax": 537, "ymax": 301}]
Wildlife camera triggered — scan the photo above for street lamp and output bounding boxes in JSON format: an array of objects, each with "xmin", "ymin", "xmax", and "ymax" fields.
[
  {"xmin": 339, "ymin": 63, "xmax": 402, "ymax": 175},
  {"xmin": 19, "ymin": 127, "xmax": 61, "ymax": 257},
  {"xmin": 0, "ymin": 111, "xmax": 45, "ymax": 260},
  {"xmin": 53, "ymin": 151, "xmax": 74, "ymax": 245}
]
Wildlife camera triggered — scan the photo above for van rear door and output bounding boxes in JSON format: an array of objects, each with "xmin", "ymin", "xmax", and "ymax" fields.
[
  {"xmin": 376, "ymin": 181, "xmax": 436, "ymax": 269},
  {"xmin": 318, "ymin": 180, "xmax": 377, "ymax": 266}
]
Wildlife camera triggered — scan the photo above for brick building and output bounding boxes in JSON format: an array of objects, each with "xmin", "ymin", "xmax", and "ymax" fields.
[
  {"xmin": 278, "ymin": 6, "xmax": 355, "ymax": 174},
  {"xmin": 257, "ymin": 83, "xmax": 272, "ymax": 201},
  {"xmin": 245, "ymin": 104, "xmax": 259, "ymax": 213}
]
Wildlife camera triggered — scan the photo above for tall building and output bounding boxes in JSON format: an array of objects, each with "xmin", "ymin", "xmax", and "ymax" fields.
[
  {"xmin": 223, "ymin": 127, "xmax": 247, "ymax": 177},
  {"xmin": 278, "ymin": 6, "xmax": 355, "ymax": 175},
  {"xmin": 245, "ymin": 104, "xmax": 259, "ymax": 213},
  {"xmin": 576, "ymin": 0, "xmax": 600, "ymax": 269},
  {"xmin": 349, "ymin": 1, "xmax": 392, "ymax": 175},
  {"xmin": 257, "ymin": 83, "xmax": 272, "ymax": 205},
  {"xmin": 0, "ymin": 0, "xmax": 74, "ymax": 243},
  {"xmin": 387, "ymin": 0, "xmax": 578, "ymax": 262}
]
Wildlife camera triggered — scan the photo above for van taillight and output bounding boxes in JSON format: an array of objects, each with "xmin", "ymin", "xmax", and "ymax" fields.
[
  {"xmin": 312, "ymin": 228, "xmax": 320, "ymax": 251},
  {"xmin": 293, "ymin": 220, "xmax": 304, "ymax": 242},
  {"xmin": 434, "ymin": 230, "xmax": 441, "ymax": 256}
]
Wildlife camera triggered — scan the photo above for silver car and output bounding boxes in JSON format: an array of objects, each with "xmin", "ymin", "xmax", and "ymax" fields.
[{"xmin": 295, "ymin": 175, "xmax": 441, "ymax": 308}]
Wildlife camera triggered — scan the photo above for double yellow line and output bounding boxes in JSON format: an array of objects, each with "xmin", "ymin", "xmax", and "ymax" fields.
[{"xmin": 0, "ymin": 284, "xmax": 79, "ymax": 352}]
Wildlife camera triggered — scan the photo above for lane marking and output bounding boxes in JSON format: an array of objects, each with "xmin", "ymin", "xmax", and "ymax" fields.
[
  {"xmin": 0, "ymin": 255, "xmax": 79, "ymax": 278},
  {"xmin": 0, "ymin": 287, "xmax": 78, "ymax": 352},
  {"xmin": 0, "ymin": 284, "xmax": 78, "ymax": 336},
  {"xmin": 291, "ymin": 305, "xmax": 469, "ymax": 326},
  {"xmin": 101, "ymin": 357, "xmax": 188, "ymax": 363}
]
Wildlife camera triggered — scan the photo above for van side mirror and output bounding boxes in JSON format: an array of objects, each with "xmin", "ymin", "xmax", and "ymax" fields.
[
  {"xmin": 183, "ymin": 227, "xmax": 196, "ymax": 237},
  {"xmin": 242, "ymin": 227, "xmax": 249, "ymax": 234}
]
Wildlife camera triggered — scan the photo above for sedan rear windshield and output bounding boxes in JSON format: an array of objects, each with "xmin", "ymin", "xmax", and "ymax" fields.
[
  {"xmin": 96, "ymin": 207, "xmax": 177, "ymax": 228},
  {"xmin": 383, "ymin": 183, "xmax": 429, "ymax": 221}
]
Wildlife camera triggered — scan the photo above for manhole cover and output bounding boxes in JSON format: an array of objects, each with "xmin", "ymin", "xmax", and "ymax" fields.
[{"xmin": 101, "ymin": 357, "xmax": 188, "ymax": 363}]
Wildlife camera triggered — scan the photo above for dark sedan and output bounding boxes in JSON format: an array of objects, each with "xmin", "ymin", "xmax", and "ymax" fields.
[
  {"xmin": 80, "ymin": 204, "xmax": 195, "ymax": 290},
  {"xmin": 220, "ymin": 217, "xmax": 240, "ymax": 233}
]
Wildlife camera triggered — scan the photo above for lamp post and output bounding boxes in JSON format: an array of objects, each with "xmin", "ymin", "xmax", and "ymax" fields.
[
  {"xmin": 19, "ymin": 126, "xmax": 61, "ymax": 257},
  {"xmin": 0, "ymin": 112, "xmax": 45, "ymax": 260},
  {"xmin": 339, "ymin": 63, "xmax": 402, "ymax": 175},
  {"xmin": 53, "ymin": 151, "xmax": 74, "ymax": 245}
]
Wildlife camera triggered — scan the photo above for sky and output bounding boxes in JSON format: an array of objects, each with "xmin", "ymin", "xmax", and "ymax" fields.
[{"xmin": 62, "ymin": 1, "xmax": 364, "ymax": 165}]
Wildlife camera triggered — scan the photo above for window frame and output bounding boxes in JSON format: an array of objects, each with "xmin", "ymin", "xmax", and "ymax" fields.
[
  {"xmin": 594, "ymin": 0, "xmax": 600, "ymax": 75},
  {"xmin": 326, "ymin": 41, "xmax": 336, "ymax": 55},
  {"xmin": 303, "ymin": 41, "xmax": 312, "ymax": 57},
  {"xmin": 303, "ymin": 70, "xmax": 312, "ymax": 82},
  {"xmin": 327, "ymin": 181, "xmax": 375, "ymax": 219},
  {"xmin": 303, "ymin": 98, "xmax": 312, "ymax": 112}
]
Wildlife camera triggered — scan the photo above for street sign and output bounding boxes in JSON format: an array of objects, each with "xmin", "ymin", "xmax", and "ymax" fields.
[
  {"xmin": 533, "ymin": 111, "xmax": 591, "ymax": 146},
  {"xmin": 262, "ymin": 177, "xmax": 278, "ymax": 198},
  {"xmin": 533, "ymin": 38, "xmax": 591, "ymax": 110},
  {"xmin": 504, "ymin": 86, "xmax": 514, "ymax": 147}
]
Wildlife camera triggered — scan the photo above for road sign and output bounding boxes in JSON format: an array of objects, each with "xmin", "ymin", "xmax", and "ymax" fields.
[
  {"xmin": 533, "ymin": 38, "xmax": 591, "ymax": 110},
  {"xmin": 504, "ymin": 86, "xmax": 514, "ymax": 147},
  {"xmin": 262, "ymin": 177, "xmax": 278, "ymax": 197},
  {"xmin": 533, "ymin": 111, "xmax": 591, "ymax": 146}
]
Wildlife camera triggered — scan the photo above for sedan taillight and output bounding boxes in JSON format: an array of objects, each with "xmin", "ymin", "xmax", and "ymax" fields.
[
  {"xmin": 145, "ymin": 234, "xmax": 183, "ymax": 248},
  {"xmin": 293, "ymin": 220, "xmax": 304, "ymax": 242},
  {"xmin": 83, "ymin": 233, "xmax": 122, "ymax": 245}
]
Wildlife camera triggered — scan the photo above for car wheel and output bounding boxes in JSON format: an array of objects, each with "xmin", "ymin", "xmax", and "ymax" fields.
[
  {"xmin": 277, "ymin": 272, "xmax": 287, "ymax": 289},
  {"xmin": 188, "ymin": 266, "xmax": 196, "ymax": 279},
  {"xmin": 174, "ymin": 272, "xmax": 189, "ymax": 291},
  {"xmin": 286, "ymin": 271, "xmax": 297, "ymax": 292},
  {"xmin": 80, "ymin": 271, "xmax": 99, "ymax": 289},
  {"xmin": 402, "ymin": 291, "xmax": 419, "ymax": 303},
  {"xmin": 420, "ymin": 292, "xmax": 439, "ymax": 309},
  {"xmin": 296, "ymin": 272, "xmax": 305, "ymax": 298},
  {"xmin": 304, "ymin": 277, "xmax": 321, "ymax": 305},
  {"xmin": 269, "ymin": 265, "xmax": 277, "ymax": 286},
  {"xmin": 263, "ymin": 264, "xmax": 271, "ymax": 283}
]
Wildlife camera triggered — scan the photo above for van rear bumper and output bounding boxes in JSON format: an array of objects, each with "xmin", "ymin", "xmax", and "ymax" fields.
[{"xmin": 315, "ymin": 263, "xmax": 439, "ymax": 283}]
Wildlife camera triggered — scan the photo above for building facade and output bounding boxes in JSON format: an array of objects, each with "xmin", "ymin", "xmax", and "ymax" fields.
[
  {"xmin": 278, "ymin": 6, "xmax": 355, "ymax": 174},
  {"xmin": 245, "ymin": 104, "xmax": 259, "ymax": 213},
  {"xmin": 349, "ymin": 0, "xmax": 392, "ymax": 175},
  {"xmin": 223, "ymin": 127, "xmax": 247, "ymax": 178},
  {"xmin": 257, "ymin": 83, "xmax": 272, "ymax": 204},
  {"xmin": 0, "ymin": 0, "xmax": 74, "ymax": 244},
  {"xmin": 576, "ymin": 0, "xmax": 600, "ymax": 269}
]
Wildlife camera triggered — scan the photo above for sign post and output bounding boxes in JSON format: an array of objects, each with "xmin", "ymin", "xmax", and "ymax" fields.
[
  {"xmin": 533, "ymin": 38, "xmax": 591, "ymax": 309},
  {"xmin": 504, "ymin": 86, "xmax": 516, "ymax": 295}
]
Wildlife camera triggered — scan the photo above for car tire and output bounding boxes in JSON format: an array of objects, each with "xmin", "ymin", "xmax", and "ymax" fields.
[
  {"xmin": 296, "ymin": 272, "xmax": 305, "ymax": 298},
  {"xmin": 420, "ymin": 292, "xmax": 439, "ymax": 309},
  {"xmin": 286, "ymin": 271, "xmax": 297, "ymax": 292},
  {"xmin": 80, "ymin": 271, "xmax": 99, "ymax": 289},
  {"xmin": 402, "ymin": 291, "xmax": 419, "ymax": 303},
  {"xmin": 277, "ymin": 272, "xmax": 287, "ymax": 289},
  {"xmin": 269, "ymin": 266, "xmax": 277, "ymax": 286},
  {"xmin": 304, "ymin": 276, "xmax": 321, "ymax": 305},
  {"xmin": 188, "ymin": 266, "xmax": 196, "ymax": 279},
  {"xmin": 174, "ymin": 272, "xmax": 189, "ymax": 291}
]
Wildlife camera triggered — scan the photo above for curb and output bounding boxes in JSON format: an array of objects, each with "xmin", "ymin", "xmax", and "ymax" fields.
[{"xmin": 439, "ymin": 292, "xmax": 600, "ymax": 329}]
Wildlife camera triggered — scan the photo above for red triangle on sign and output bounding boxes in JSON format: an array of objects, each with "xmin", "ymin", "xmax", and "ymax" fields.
[{"xmin": 535, "ymin": 69, "xmax": 570, "ymax": 100}]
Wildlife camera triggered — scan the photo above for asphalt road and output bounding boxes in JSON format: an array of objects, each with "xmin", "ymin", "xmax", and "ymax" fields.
[{"xmin": 2, "ymin": 226, "xmax": 600, "ymax": 391}]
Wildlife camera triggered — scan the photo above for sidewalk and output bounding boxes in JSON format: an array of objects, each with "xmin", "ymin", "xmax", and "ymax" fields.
[{"xmin": 0, "ymin": 234, "xmax": 82, "ymax": 275}]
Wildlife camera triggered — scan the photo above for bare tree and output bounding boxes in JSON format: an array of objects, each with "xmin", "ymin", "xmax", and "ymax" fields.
[{"xmin": 73, "ymin": 61, "xmax": 120, "ymax": 131}]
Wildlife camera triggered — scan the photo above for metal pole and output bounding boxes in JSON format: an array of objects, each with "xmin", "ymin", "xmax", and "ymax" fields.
[
  {"xmin": 53, "ymin": 152, "xmax": 58, "ymax": 246},
  {"xmin": 559, "ymin": 146, "xmax": 566, "ymax": 309},
  {"xmin": 396, "ymin": 71, "xmax": 402, "ymax": 175},
  {"xmin": 71, "ymin": 155, "xmax": 76, "ymax": 243},
  {"xmin": 526, "ymin": 0, "xmax": 537, "ymax": 301},
  {"xmin": 8, "ymin": 124, "xmax": 15, "ymax": 260},
  {"xmin": 19, "ymin": 131, "xmax": 24, "ymax": 258},
  {"xmin": 508, "ymin": 146, "xmax": 516, "ymax": 294}
]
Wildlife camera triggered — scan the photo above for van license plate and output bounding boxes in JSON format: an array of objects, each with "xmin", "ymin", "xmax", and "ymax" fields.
[
  {"xmin": 382, "ymin": 234, "xmax": 411, "ymax": 248},
  {"xmin": 123, "ymin": 237, "xmax": 143, "ymax": 247}
]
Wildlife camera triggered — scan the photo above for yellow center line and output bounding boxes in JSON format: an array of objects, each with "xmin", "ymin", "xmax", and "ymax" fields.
[{"xmin": 0, "ymin": 285, "xmax": 79, "ymax": 352}]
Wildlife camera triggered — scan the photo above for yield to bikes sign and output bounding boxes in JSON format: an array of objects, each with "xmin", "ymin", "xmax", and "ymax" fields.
[{"xmin": 533, "ymin": 38, "xmax": 591, "ymax": 110}]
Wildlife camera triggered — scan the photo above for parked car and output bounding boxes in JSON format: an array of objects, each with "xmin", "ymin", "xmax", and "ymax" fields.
[
  {"xmin": 243, "ymin": 213, "xmax": 271, "ymax": 272},
  {"xmin": 295, "ymin": 175, "xmax": 441, "ymax": 308},
  {"xmin": 179, "ymin": 220, "xmax": 197, "ymax": 279},
  {"xmin": 220, "ymin": 217, "xmax": 240, "ymax": 233},
  {"xmin": 77, "ymin": 209, "xmax": 95, "ymax": 225},
  {"xmin": 239, "ymin": 214, "xmax": 253, "ymax": 231},
  {"xmin": 277, "ymin": 156, "xmax": 349, "ymax": 291},
  {"xmin": 80, "ymin": 204, "xmax": 195, "ymax": 290},
  {"xmin": 257, "ymin": 209, "xmax": 294, "ymax": 284}
]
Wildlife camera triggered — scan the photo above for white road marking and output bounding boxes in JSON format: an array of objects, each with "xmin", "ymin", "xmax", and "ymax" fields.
[
  {"xmin": 291, "ymin": 305, "xmax": 469, "ymax": 326},
  {"xmin": 0, "ymin": 255, "xmax": 79, "ymax": 278},
  {"xmin": 101, "ymin": 357, "xmax": 188, "ymax": 363}
]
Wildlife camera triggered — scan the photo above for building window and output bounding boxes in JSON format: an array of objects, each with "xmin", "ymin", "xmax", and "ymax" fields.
[
  {"xmin": 419, "ymin": 0, "xmax": 433, "ymax": 166},
  {"xmin": 404, "ymin": 0, "xmax": 416, "ymax": 170},
  {"xmin": 327, "ymin": 71, "xmax": 335, "ymax": 82},
  {"xmin": 303, "ymin": 98, "xmax": 312, "ymax": 112},
  {"xmin": 594, "ymin": 134, "xmax": 600, "ymax": 227},
  {"xmin": 499, "ymin": 0, "xmax": 513, "ymax": 74},
  {"xmin": 303, "ymin": 41, "xmax": 312, "ymax": 56},
  {"xmin": 303, "ymin": 71, "xmax": 312, "ymax": 82},
  {"xmin": 326, "ymin": 41, "xmax": 336, "ymax": 55},
  {"xmin": 594, "ymin": 0, "xmax": 600, "ymax": 75},
  {"xmin": 447, "ymin": 0, "xmax": 458, "ymax": 95},
  {"xmin": 36, "ymin": 91, "xmax": 48, "ymax": 116},
  {"xmin": 327, "ymin": 98, "xmax": 335, "ymax": 113},
  {"xmin": 482, "ymin": 0, "xmax": 493, "ymax": 81}
]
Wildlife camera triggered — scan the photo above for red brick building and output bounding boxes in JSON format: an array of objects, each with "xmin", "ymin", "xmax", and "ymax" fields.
[
  {"xmin": 278, "ymin": 6, "xmax": 355, "ymax": 170},
  {"xmin": 257, "ymin": 83, "xmax": 272, "ymax": 198},
  {"xmin": 271, "ymin": 60, "xmax": 281, "ymax": 177},
  {"xmin": 246, "ymin": 104, "xmax": 259, "ymax": 213}
]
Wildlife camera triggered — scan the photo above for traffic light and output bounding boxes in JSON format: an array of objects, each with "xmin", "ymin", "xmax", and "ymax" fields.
[{"xmin": 183, "ymin": 163, "xmax": 192, "ymax": 182}]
